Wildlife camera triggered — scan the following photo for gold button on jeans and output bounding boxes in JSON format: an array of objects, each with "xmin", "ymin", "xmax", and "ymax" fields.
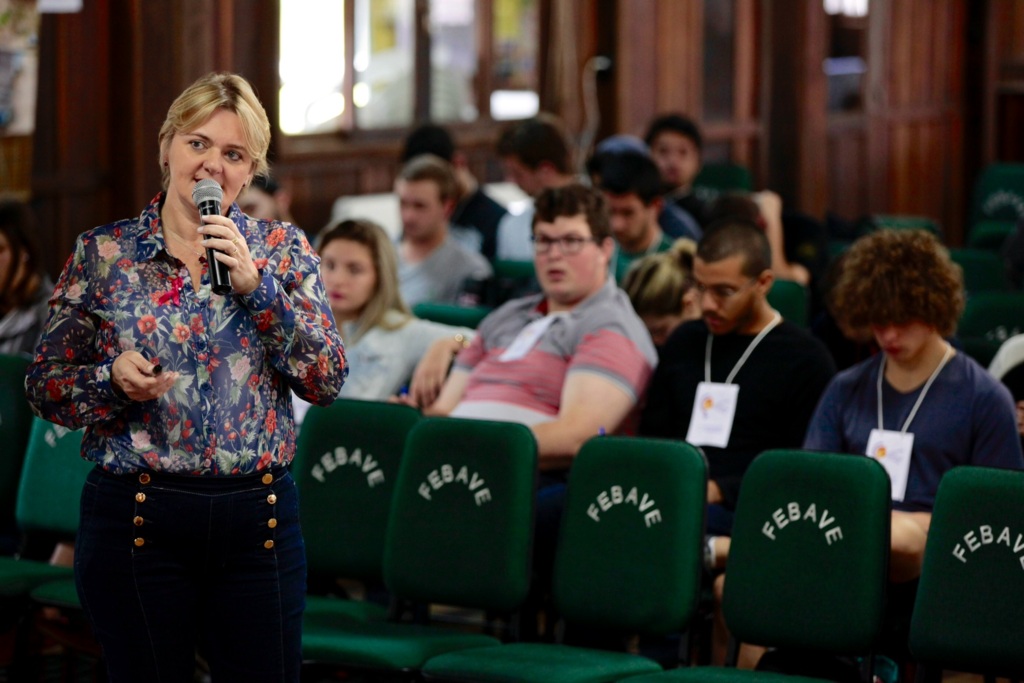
[
  {"xmin": 139, "ymin": 473, "xmax": 151, "ymax": 485},
  {"xmin": 261, "ymin": 473, "xmax": 273, "ymax": 485},
  {"xmin": 264, "ymin": 540, "xmax": 274, "ymax": 549},
  {"xmin": 135, "ymin": 492, "xmax": 146, "ymax": 503},
  {"xmin": 134, "ymin": 538, "xmax": 145, "ymax": 547},
  {"xmin": 268, "ymin": 518, "xmax": 277, "ymax": 529},
  {"xmin": 267, "ymin": 494, "xmax": 277, "ymax": 505},
  {"xmin": 133, "ymin": 516, "xmax": 144, "ymax": 527}
]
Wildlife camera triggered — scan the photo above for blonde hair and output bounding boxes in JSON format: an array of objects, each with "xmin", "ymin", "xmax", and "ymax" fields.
[
  {"xmin": 622, "ymin": 238, "xmax": 697, "ymax": 316},
  {"xmin": 316, "ymin": 219, "xmax": 411, "ymax": 343},
  {"xmin": 158, "ymin": 72, "xmax": 271, "ymax": 189}
]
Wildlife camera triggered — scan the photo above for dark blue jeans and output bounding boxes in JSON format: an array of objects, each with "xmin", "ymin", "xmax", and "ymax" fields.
[{"xmin": 75, "ymin": 465, "xmax": 306, "ymax": 683}]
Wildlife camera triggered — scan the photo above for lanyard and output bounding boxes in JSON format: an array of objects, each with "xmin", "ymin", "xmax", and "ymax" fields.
[
  {"xmin": 876, "ymin": 343, "xmax": 953, "ymax": 433},
  {"xmin": 704, "ymin": 312, "xmax": 782, "ymax": 385}
]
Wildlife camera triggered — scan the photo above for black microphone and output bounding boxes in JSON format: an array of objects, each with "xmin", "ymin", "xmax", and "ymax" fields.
[{"xmin": 192, "ymin": 179, "xmax": 232, "ymax": 295}]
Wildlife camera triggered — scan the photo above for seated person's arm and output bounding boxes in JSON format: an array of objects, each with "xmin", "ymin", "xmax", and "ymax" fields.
[
  {"xmin": 421, "ymin": 368, "xmax": 471, "ymax": 417},
  {"xmin": 754, "ymin": 190, "xmax": 810, "ymax": 286},
  {"xmin": 531, "ymin": 372, "xmax": 637, "ymax": 471},
  {"xmin": 407, "ymin": 334, "xmax": 472, "ymax": 408},
  {"xmin": 890, "ymin": 510, "xmax": 932, "ymax": 583}
]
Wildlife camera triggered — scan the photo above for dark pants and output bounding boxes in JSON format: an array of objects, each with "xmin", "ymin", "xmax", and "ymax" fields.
[{"xmin": 75, "ymin": 465, "xmax": 306, "ymax": 683}]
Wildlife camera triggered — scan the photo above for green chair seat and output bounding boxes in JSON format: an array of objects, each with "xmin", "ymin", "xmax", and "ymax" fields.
[
  {"xmin": 625, "ymin": 667, "xmax": 832, "ymax": 683},
  {"xmin": 0, "ymin": 559, "xmax": 72, "ymax": 598},
  {"xmin": 412, "ymin": 302, "xmax": 492, "ymax": 329},
  {"xmin": 302, "ymin": 620, "xmax": 501, "ymax": 670},
  {"xmin": 28, "ymin": 576, "xmax": 80, "ymax": 608},
  {"xmin": 303, "ymin": 594, "xmax": 389, "ymax": 625},
  {"xmin": 423, "ymin": 642, "xmax": 663, "ymax": 683}
]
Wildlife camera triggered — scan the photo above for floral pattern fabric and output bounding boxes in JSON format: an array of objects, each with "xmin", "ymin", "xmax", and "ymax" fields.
[{"xmin": 26, "ymin": 193, "xmax": 347, "ymax": 475}]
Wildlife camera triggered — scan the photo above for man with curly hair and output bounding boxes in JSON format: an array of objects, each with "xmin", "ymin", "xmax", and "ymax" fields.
[{"xmin": 804, "ymin": 229, "xmax": 1024, "ymax": 583}]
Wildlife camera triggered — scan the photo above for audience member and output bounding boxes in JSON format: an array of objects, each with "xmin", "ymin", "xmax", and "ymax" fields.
[
  {"xmin": 401, "ymin": 123, "xmax": 508, "ymax": 261},
  {"xmin": 640, "ymin": 218, "xmax": 835, "ymax": 540},
  {"xmin": 621, "ymin": 238, "xmax": 701, "ymax": 347},
  {"xmin": 587, "ymin": 137, "xmax": 701, "ymax": 241},
  {"xmin": 644, "ymin": 112, "xmax": 708, "ymax": 227},
  {"xmin": 805, "ymin": 229, "xmax": 1024, "ymax": 583},
  {"xmin": 706, "ymin": 191, "xmax": 811, "ymax": 286},
  {"xmin": 494, "ymin": 114, "xmax": 577, "ymax": 261},
  {"xmin": 0, "ymin": 199, "xmax": 50, "ymax": 357},
  {"xmin": 316, "ymin": 218, "xmax": 473, "ymax": 401},
  {"xmin": 593, "ymin": 151, "xmax": 678, "ymax": 282},
  {"xmin": 395, "ymin": 154, "xmax": 492, "ymax": 307},
  {"xmin": 237, "ymin": 173, "xmax": 294, "ymax": 224}
]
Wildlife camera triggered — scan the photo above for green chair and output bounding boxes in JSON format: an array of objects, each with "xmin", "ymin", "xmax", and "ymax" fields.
[
  {"xmin": 421, "ymin": 436, "xmax": 708, "ymax": 683},
  {"xmin": 970, "ymin": 162, "xmax": 1024, "ymax": 225},
  {"xmin": 0, "ymin": 418, "xmax": 89, "ymax": 602},
  {"xmin": 870, "ymin": 214, "xmax": 941, "ymax": 235},
  {"xmin": 966, "ymin": 219, "xmax": 1016, "ymax": 250},
  {"xmin": 494, "ymin": 259, "xmax": 536, "ymax": 280},
  {"xmin": 956, "ymin": 291, "xmax": 1024, "ymax": 367},
  {"xmin": 412, "ymin": 302, "xmax": 493, "ymax": 329},
  {"xmin": 908, "ymin": 466, "xmax": 1024, "ymax": 679},
  {"xmin": 294, "ymin": 399, "xmax": 422, "ymax": 626},
  {"xmin": 948, "ymin": 247, "xmax": 1009, "ymax": 294},
  {"xmin": 694, "ymin": 163, "xmax": 754, "ymax": 194},
  {"xmin": 0, "ymin": 354, "xmax": 33, "ymax": 552},
  {"xmin": 767, "ymin": 279, "xmax": 809, "ymax": 327},
  {"xmin": 625, "ymin": 449, "xmax": 891, "ymax": 683},
  {"xmin": 301, "ymin": 417, "xmax": 537, "ymax": 678}
]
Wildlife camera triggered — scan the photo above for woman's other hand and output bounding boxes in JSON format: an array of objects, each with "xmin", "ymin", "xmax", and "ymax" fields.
[{"xmin": 112, "ymin": 351, "xmax": 179, "ymax": 401}]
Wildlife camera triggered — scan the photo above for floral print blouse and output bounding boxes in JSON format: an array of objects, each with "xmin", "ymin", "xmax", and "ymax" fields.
[{"xmin": 25, "ymin": 193, "xmax": 347, "ymax": 475}]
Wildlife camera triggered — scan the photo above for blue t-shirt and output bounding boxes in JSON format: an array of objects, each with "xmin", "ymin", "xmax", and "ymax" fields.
[{"xmin": 804, "ymin": 352, "xmax": 1024, "ymax": 512}]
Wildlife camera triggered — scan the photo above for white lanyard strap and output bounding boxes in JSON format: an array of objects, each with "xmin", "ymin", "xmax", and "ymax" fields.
[
  {"xmin": 876, "ymin": 343, "xmax": 954, "ymax": 433},
  {"xmin": 704, "ymin": 312, "xmax": 782, "ymax": 385}
]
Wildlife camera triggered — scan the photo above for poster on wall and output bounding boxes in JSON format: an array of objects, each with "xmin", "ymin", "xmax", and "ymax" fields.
[{"xmin": 0, "ymin": 0, "xmax": 39, "ymax": 137}]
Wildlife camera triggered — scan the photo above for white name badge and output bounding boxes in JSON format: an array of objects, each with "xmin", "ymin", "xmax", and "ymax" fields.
[
  {"xmin": 685, "ymin": 381, "xmax": 740, "ymax": 448},
  {"xmin": 498, "ymin": 315, "xmax": 560, "ymax": 362},
  {"xmin": 865, "ymin": 428, "xmax": 914, "ymax": 502}
]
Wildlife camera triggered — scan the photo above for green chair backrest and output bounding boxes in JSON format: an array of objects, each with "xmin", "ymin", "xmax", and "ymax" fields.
[
  {"xmin": 949, "ymin": 248, "xmax": 1009, "ymax": 294},
  {"xmin": 957, "ymin": 291, "xmax": 1024, "ymax": 366},
  {"xmin": 723, "ymin": 449, "xmax": 890, "ymax": 653},
  {"xmin": 493, "ymin": 259, "xmax": 536, "ymax": 280},
  {"xmin": 694, "ymin": 162, "xmax": 754, "ymax": 195},
  {"xmin": 16, "ymin": 417, "xmax": 90, "ymax": 535},
  {"xmin": 0, "ymin": 354, "xmax": 32, "ymax": 528},
  {"xmin": 971, "ymin": 163, "xmax": 1024, "ymax": 224},
  {"xmin": 909, "ymin": 466, "xmax": 1024, "ymax": 678},
  {"xmin": 871, "ymin": 214, "xmax": 941, "ymax": 235},
  {"xmin": 383, "ymin": 417, "xmax": 537, "ymax": 613},
  {"xmin": 412, "ymin": 302, "xmax": 492, "ymax": 329},
  {"xmin": 552, "ymin": 436, "xmax": 707, "ymax": 635},
  {"xmin": 966, "ymin": 219, "xmax": 1016, "ymax": 250},
  {"xmin": 292, "ymin": 399, "xmax": 421, "ymax": 582},
  {"xmin": 767, "ymin": 279, "xmax": 809, "ymax": 327}
]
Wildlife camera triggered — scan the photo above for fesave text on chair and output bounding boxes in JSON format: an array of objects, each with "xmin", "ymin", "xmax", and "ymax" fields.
[
  {"xmin": 0, "ymin": 353, "xmax": 33, "ymax": 553},
  {"xmin": 626, "ymin": 449, "xmax": 891, "ymax": 683},
  {"xmin": 293, "ymin": 399, "xmax": 421, "ymax": 625},
  {"xmin": 970, "ymin": 162, "xmax": 1024, "ymax": 225},
  {"xmin": 300, "ymin": 417, "xmax": 537, "ymax": 679},
  {"xmin": 908, "ymin": 466, "xmax": 1024, "ymax": 680},
  {"xmin": 766, "ymin": 280, "xmax": 809, "ymax": 327},
  {"xmin": 422, "ymin": 436, "xmax": 708, "ymax": 683}
]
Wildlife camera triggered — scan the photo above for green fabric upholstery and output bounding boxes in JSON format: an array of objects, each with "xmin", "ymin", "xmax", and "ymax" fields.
[
  {"xmin": 694, "ymin": 163, "xmax": 754, "ymax": 193},
  {"xmin": 29, "ymin": 577, "xmax": 80, "ymax": 609},
  {"xmin": 966, "ymin": 219, "xmax": 1015, "ymax": 250},
  {"xmin": 421, "ymin": 437, "xmax": 707, "ymax": 683},
  {"xmin": 722, "ymin": 450, "xmax": 890, "ymax": 653},
  {"xmin": 948, "ymin": 248, "xmax": 1008, "ymax": 294},
  {"xmin": 293, "ymin": 399, "xmax": 420, "ymax": 583},
  {"xmin": 970, "ymin": 162, "xmax": 1024, "ymax": 224},
  {"xmin": 301, "ymin": 417, "xmax": 537, "ymax": 673},
  {"xmin": 383, "ymin": 418, "xmax": 536, "ymax": 612},
  {"xmin": 0, "ymin": 354, "xmax": 32, "ymax": 536},
  {"xmin": 411, "ymin": 302, "xmax": 493, "ymax": 329},
  {"xmin": 957, "ymin": 291, "xmax": 1024, "ymax": 366},
  {"xmin": 766, "ymin": 280, "xmax": 809, "ymax": 328},
  {"xmin": 870, "ymin": 214, "xmax": 940, "ymax": 235},
  {"xmin": 494, "ymin": 259, "xmax": 536, "ymax": 280},
  {"xmin": 909, "ymin": 466, "xmax": 1024, "ymax": 678},
  {"xmin": 0, "ymin": 418, "xmax": 87, "ymax": 598},
  {"xmin": 424, "ymin": 642, "xmax": 662, "ymax": 683},
  {"xmin": 303, "ymin": 594, "xmax": 390, "ymax": 625}
]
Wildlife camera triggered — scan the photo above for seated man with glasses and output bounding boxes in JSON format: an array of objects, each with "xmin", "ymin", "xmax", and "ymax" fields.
[
  {"xmin": 640, "ymin": 217, "xmax": 835, "ymax": 543},
  {"xmin": 419, "ymin": 183, "xmax": 657, "ymax": 468}
]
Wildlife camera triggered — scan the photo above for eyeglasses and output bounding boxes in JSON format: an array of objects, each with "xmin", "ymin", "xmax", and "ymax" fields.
[
  {"xmin": 531, "ymin": 234, "xmax": 598, "ymax": 255},
  {"xmin": 693, "ymin": 278, "xmax": 757, "ymax": 304}
]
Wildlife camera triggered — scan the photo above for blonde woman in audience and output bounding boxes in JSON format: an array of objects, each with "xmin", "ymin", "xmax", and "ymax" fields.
[
  {"xmin": 315, "ymin": 218, "xmax": 473, "ymax": 403},
  {"xmin": 621, "ymin": 237, "xmax": 701, "ymax": 347}
]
